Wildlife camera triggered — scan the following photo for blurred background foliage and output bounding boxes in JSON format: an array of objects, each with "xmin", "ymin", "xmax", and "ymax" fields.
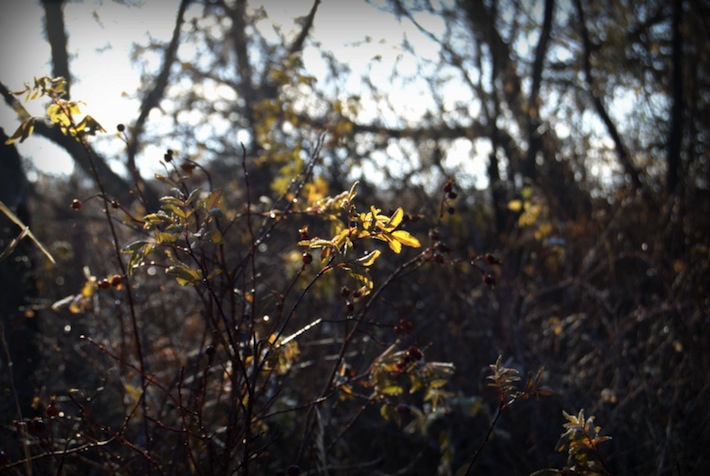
[{"xmin": 1, "ymin": 0, "xmax": 709, "ymax": 474}]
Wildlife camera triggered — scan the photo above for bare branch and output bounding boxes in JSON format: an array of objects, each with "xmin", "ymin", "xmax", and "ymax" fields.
[
  {"xmin": 1, "ymin": 81, "xmax": 147, "ymax": 207},
  {"xmin": 126, "ymin": 0, "xmax": 192, "ymax": 175},
  {"xmin": 575, "ymin": 0, "xmax": 643, "ymax": 190},
  {"xmin": 42, "ymin": 0, "xmax": 71, "ymax": 96},
  {"xmin": 288, "ymin": 0, "xmax": 321, "ymax": 55}
]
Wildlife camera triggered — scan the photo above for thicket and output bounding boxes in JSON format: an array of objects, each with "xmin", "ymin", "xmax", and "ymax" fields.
[{"xmin": 1, "ymin": 74, "xmax": 708, "ymax": 476}]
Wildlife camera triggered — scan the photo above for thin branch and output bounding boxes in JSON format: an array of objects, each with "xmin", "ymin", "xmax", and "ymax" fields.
[
  {"xmin": 575, "ymin": 0, "xmax": 643, "ymax": 190},
  {"xmin": 126, "ymin": 0, "xmax": 192, "ymax": 180},
  {"xmin": 288, "ymin": 0, "xmax": 321, "ymax": 55}
]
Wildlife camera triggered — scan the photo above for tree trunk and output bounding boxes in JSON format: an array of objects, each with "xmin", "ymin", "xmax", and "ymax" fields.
[{"xmin": 0, "ymin": 128, "xmax": 40, "ymax": 417}]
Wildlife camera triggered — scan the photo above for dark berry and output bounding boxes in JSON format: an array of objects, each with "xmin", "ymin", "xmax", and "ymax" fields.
[
  {"xmin": 70, "ymin": 199, "xmax": 82, "ymax": 211},
  {"xmin": 395, "ymin": 404, "xmax": 411, "ymax": 414},
  {"xmin": 483, "ymin": 274, "xmax": 496, "ymax": 286},
  {"xmin": 302, "ymin": 252, "xmax": 312, "ymax": 265},
  {"xmin": 485, "ymin": 253, "xmax": 501, "ymax": 265},
  {"xmin": 407, "ymin": 346, "xmax": 423, "ymax": 360},
  {"xmin": 46, "ymin": 397, "xmax": 59, "ymax": 418},
  {"xmin": 117, "ymin": 124, "xmax": 125, "ymax": 132}
]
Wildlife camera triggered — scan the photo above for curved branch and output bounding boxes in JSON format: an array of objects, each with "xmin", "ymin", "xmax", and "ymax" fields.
[
  {"xmin": 126, "ymin": 0, "xmax": 191, "ymax": 174},
  {"xmin": 575, "ymin": 0, "xmax": 643, "ymax": 189},
  {"xmin": 1, "ymin": 82, "xmax": 144, "ymax": 207}
]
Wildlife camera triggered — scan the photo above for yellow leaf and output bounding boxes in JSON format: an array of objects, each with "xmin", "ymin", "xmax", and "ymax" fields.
[
  {"xmin": 508, "ymin": 199, "xmax": 523, "ymax": 212},
  {"xmin": 391, "ymin": 230, "xmax": 421, "ymax": 248},
  {"xmin": 355, "ymin": 249, "xmax": 381, "ymax": 267},
  {"xmin": 380, "ymin": 385, "xmax": 404, "ymax": 395},
  {"xmin": 383, "ymin": 234, "xmax": 403, "ymax": 254},
  {"xmin": 81, "ymin": 281, "xmax": 95, "ymax": 298},
  {"xmin": 384, "ymin": 207, "xmax": 404, "ymax": 230},
  {"xmin": 124, "ymin": 383, "xmax": 142, "ymax": 403}
]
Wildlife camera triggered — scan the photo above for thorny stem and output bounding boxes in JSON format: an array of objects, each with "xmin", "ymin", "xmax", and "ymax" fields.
[
  {"xmin": 294, "ymin": 250, "xmax": 427, "ymax": 466},
  {"xmin": 465, "ymin": 404, "xmax": 504, "ymax": 475},
  {"xmin": 56, "ymin": 97, "xmax": 152, "ymax": 471}
]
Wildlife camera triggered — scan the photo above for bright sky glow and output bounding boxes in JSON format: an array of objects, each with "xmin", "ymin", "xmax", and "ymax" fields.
[
  {"xmin": 0, "ymin": 1, "xmax": 624, "ymax": 191},
  {"xmin": 1, "ymin": 1, "xmax": 469, "ymax": 181},
  {"xmin": 1, "ymin": 1, "xmax": 178, "ymax": 176}
]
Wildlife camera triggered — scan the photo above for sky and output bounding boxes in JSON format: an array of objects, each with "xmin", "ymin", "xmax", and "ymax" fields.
[
  {"xmin": 0, "ymin": 0, "xmax": 499, "ymax": 192},
  {"xmin": 1, "ymin": 1, "xmax": 177, "ymax": 177}
]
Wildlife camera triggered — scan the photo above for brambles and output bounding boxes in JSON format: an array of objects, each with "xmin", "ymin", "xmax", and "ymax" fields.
[{"xmin": 5, "ymin": 72, "xmax": 701, "ymax": 476}]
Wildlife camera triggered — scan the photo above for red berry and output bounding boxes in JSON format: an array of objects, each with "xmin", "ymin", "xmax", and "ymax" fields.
[
  {"xmin": 443, "ymin": 181, "xmax": 453, "ymax": 193},
  {"xmin": 98, "ymin": 279, "xmax": 111, "ymax": 289},
  {"xmin": 110, "ymin": 274, "xmax": 122, "ymax": 287},
  {"xmin": 395, "ymin": 404, "xmax": 411, "ymax": 414},
  {"xmin": 46, "ymin": 397, "xmax": 60, "ymax": 418},
  {"xmin": 399, "ymin": 318, "xmax": 413, "ymax": 332},
  {"xmin": 483, "ymin": 274, "xmax": 496, "ymax": 286},
  {"xmin": 407, "ymin": 346, "xmax": 423, "ymax": 360},
  {"xmin": 70, "ymin": 199, "xmax": 82, "ymax": 211}
]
